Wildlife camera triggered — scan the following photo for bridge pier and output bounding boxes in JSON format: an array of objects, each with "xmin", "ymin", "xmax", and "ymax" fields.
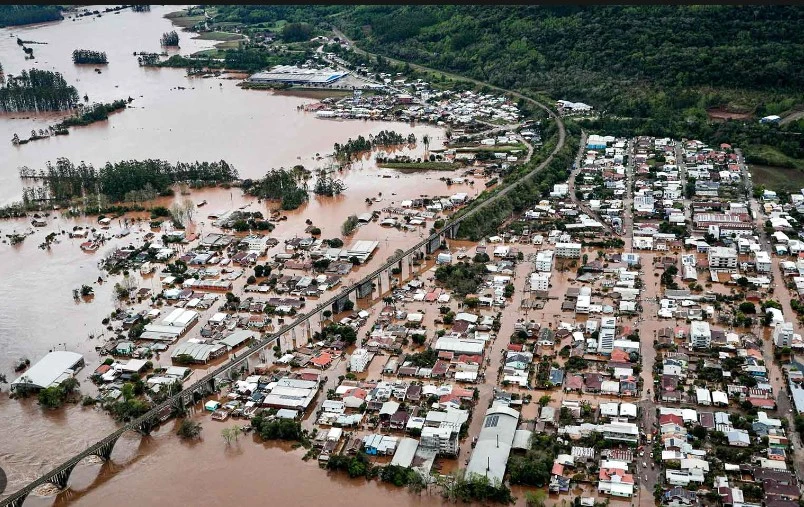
[
  {"xmin": 135, "ymin": 416, "xmax": 157, "ymax": 436},
  {"xmin": 6, "ymin": 492, "xmax": 28, "ymax": 507},
  {"xmin": 94, "ymin": 435, "xmax": 120, "ymax": 461},
  {"xmin": 48, "ymin": 463, "xmax": 77, "ymax": 490}
]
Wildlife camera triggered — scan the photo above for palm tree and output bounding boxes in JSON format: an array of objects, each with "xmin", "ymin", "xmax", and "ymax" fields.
[{"xmin": 422, "ymin": 134, "xmax": 430, "ymax": 156}]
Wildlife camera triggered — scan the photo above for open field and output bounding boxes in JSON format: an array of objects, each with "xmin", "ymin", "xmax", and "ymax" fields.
[
  {"xmin": 191, "ymin": 31, "xmax": 244, "ymax": 42},
  {"xmin": 164, "ymin": 10, "xmax": 205, "ymax": 28},
  {"xmin": 745, "ymin": 144, "xmax": 804, "ymax": 170},
  {"xmin": 749, "ymin": 164, "xmax": 804, "ymax": 192}
]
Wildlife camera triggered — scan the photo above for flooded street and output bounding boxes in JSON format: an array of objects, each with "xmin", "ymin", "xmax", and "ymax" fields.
[{"xmin": 0, "ymin": 6, "xmax": 482, "ymax": 505}]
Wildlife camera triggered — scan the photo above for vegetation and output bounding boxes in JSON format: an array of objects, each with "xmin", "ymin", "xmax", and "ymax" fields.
[
  {"xmin": 341, "ymin": 214, "xmax": 359, "ymax": 236},
  {"xmin": 0, "ymin": 69, "xmax": 79, "ymax": 112},
  {"xmin": 380, "ymin": 465, "xmax": 426, "ymax": 490},
  {"xmin": 176, "ymin": 419, "xmax": 202, "ymax": 440},
  {"xmin": 161, "ymin": 30, "xmax": 180, "ymax": 47},
  {"xmin": 37, "ymin": 377, "xmax": 79, "ymax": 409},
  {"xmin": 454, "ymin": 123, "xmax": 579, "ymax": 241},
  {"xmin": 251, "ymin": 412, "xmax": 306, "ymax": 441},
  {"xmin": 326, "ymin": 452, "xmax": 375, "ymax": 478},
  {"xmin": 441, "ymin": 470, "xmax": 515, "ymax": 504},
  {"xmin": 0, "ymin": 5, "xmax": 63, "ymax": 27},
  {"xmin": 72, "ymin": 49, "xmax": 108, "ymax": 64},
  {"xmin": 334, "ymin": 130, "xmax": 414, "ymax": 163},
  {"xmin": 312, "ymin": 169, "xmax": 346, "ymax": 196},
  {"xmin": 406, "ymin": 348, "xmax": 438, "ymax": 368},
  {"xmin": 243, "ymin": 167, "xmax": 309, "ymax": 210},
  {"xmin": 55, "ymin": 99, "xmax": 128, "ymax": 129},
  {"xmin": 316, "ymin": 323, "xmax": 358, "ymax": 346},
  {"xmin": 434, "ymin": 262, "xmax": 487, "ymax": 296},
  {"xmin": 21, "ymin": 158, "xmax": 237, "ymax": 205}
]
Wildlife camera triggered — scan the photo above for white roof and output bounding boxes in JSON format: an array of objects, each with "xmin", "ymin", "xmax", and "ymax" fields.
[
  {"xmin": 434, "ymin": 337, "xmax": 485, "ymax": 355},
  {"xmin": 11, "ymin": 351, "xmax": 84, "ymax": 389}
]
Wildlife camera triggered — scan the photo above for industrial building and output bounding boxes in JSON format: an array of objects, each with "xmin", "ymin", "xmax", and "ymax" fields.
[
  {"xmin": 11, "ymin": 351, "xmax": 84, "ymax": 391},
  {"xmin": 465, "ymin": 403, "xmax": 520, "ymax": 483},
  {"xmin": 248, "ymin": 65, "xmax": 348, "ymax": 86}
]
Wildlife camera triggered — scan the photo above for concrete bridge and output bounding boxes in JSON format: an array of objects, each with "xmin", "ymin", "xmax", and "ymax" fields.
[{"xmin": 0, "ymin": 94, "xmax": 566, "ymax": 507}]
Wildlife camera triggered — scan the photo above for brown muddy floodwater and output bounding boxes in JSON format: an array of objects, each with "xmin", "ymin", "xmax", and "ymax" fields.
[{"xmin": 0, "ymin": 5, "xmax": 487, "ymax": 506}]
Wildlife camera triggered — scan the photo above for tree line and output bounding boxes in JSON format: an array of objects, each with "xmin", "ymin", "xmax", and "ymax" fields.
[
  {"xmin": 333, "ymin": 130, "xmax": 415, "ymax": 163},
  {"xmin": 22, "ymin": 158, "xmax": 238, "ymax": 203},
  {"xmin": 72, "ymin": 49, "xmax": 108, "ymax": 64},
  {"xmin": 0, "ymin": 69, "xmax": 79, "ymax": 112},
  {"xmin": 55, "ymin": 99, "xmax": 129, "ymax": 129},
  {"xmin": 242, "ymin": 166, "xmax": 310, "ymax": 210},
  {"xmin": 0, "ymin": 5, "xmax": 62, "ymax": 27}
]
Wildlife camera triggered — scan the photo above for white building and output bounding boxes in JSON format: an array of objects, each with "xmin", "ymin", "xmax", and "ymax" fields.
[
  {"xmin": 349, "ymin": 348, "xmax": 372, "ymax": 373},
  {"xmin": 529, "ymin": 272, "xmax": 551, "ymax": 292},
  {"xmin": 535, "ymin": 250, "xmax": 554, "ymax": 272},
  {"xmin": 598, "ymin": 316, "xmax": 616, "ymax": 355},
  {"xmin": 690, "ymin": 321, "xmax": 711, "ymax": 349},
  {"xmin": 708, "ymin": 246, "xmax": 737, "ymax": 270},
  {"xmin": 774, "ymin": 322, "xmax": 794, "ymax": 348},
  {"xmin": 556, "ymin": 242, "xmax": 582, "ymax": 259},
  {"xmin": 755, "ymin": 251, "xmax": 772, "ymax": 273}
]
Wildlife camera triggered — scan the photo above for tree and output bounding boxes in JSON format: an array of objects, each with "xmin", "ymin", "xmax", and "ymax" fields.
[
  {"xmin": 221, "ymin": 426, "xmax": 242, "ymax": 445},
  {"xmin": 739, "ymin": 301, "xmax": 756, "ymax": 314},
  {"xmin": 525, "ymin": 490, "xmax": 547, "ymax": 507},
  {"xmin": 538, "ymin": 395, "xmax": 552, "ymax": 407},
  {"xmin": 342, "ymin": 214, "xmax": 359, "ymax": 236},
  {"xmin": 160, "ymin": 30, "xmax": 180, "ymax": 46},
  {"xmin": 177, "ymin": 419, "xmax": 202, "ymax": 440}
]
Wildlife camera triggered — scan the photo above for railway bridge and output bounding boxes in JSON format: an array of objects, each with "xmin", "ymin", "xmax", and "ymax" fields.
[{"xmin": 0, "ymin": 89, "xmax": 566, "ymax": 507}]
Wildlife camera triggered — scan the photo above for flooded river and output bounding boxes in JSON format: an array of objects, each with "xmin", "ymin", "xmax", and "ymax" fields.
[{"xmin": 0, "ymin": 5, "xmax": 488, "ymax": 505}]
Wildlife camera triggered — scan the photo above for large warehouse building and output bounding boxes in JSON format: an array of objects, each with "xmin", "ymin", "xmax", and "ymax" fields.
[
  {"xmin": 11, "ymin": 351, "xmax": 84, "ymax": 392},
  {"xmin": 248, "ymin": 65, "xmax": 348, "ymax": 86}
]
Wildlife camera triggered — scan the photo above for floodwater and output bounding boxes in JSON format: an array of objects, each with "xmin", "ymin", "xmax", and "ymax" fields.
[{"xmin": 0, "ymin": 5, "xmax": 490, "ymax": 506}]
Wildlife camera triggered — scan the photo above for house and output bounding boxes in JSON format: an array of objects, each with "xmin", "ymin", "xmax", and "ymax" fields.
[
  {"xmin": 727, "ymin": 429, "xmax": 751, "ymax": 447},
  {"xmin": 690, "ymin": 321, "xmax": 711, "ymax": 349},
  {"xmin": 598, "ymin": 466, "xmax": 635, "ymax": 497},
  {"xmin": 663, "ymin": 487, "xmax": 698, "ymax": 507}
]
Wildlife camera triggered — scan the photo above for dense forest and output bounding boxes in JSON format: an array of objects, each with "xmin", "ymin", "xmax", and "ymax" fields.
[
  {"xmin": 21, "ymin": 158, "xmax": 238, "ymax": 203},
  {"xmin": 72, "ymin": 49, "xmax": 107, "ymax": 65},
  {"xmin": 0, "ymin": 5, "xmax": 63, "ymax": 27},
  {"xmin": 0, "ymin": 69, "xmax": 79, "ymax": 112}
]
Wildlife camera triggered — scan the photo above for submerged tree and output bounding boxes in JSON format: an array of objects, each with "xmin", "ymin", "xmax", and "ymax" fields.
[
  {"xmin": 341, "ymin": 214, "xmax": 359, "ymax": 236},
  {"xmin": 160, "ymin": 30, "xmax": 180, "ymax": 47},
  {"xmin": 0, "ymin": 69, "xmax": 79, "ymax": 112},
  {"xmin": 312, "ymin": 169, "xmax": 346, "ymax": 196},
  {"xmin": 243, "ymin": 167, "xmax": 309, "ymax": 210}
]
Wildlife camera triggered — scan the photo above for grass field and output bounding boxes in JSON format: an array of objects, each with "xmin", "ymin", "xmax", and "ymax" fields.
[
  {"xmin": 745, "ymin": 144, "xmax": 804, "ymax": 170},
  {"xmin": 749, "ymin": 164, "xmax": 804, "ymax": 192},
  {"xmin": 164, "ymin": 10, "xmax": 205, "ymax": 28},
  {"xmin": 192, "ymin": 31, "xmax": 244, "ymax": 42}
]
